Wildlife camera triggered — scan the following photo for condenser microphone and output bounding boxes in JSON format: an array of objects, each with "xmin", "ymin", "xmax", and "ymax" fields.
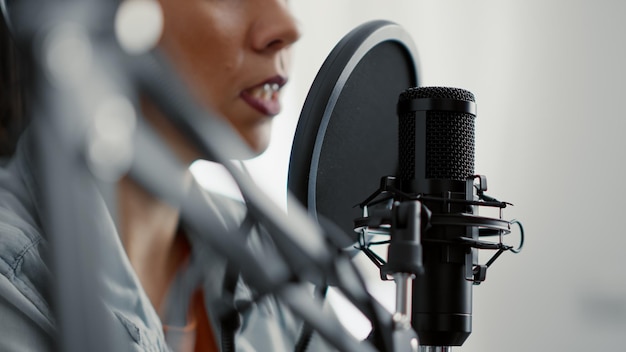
[{"xmin": 397, "ymin": 86, "xmax": 477, "ymax": 348}]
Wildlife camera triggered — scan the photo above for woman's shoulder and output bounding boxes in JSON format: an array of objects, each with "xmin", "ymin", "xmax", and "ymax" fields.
[
  {"xmin": 0, "ymin": 191, "xmax": 49, "ymax": 301},
  {"xmin": 0, "ymin": 137, "xmax": 47, "ymax": 268},
  {"xmin": 0, "ymin": 147, "xmax": 53, "ymax": 336}
]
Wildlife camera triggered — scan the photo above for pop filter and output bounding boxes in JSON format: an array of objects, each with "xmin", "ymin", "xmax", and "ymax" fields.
[{"xmin": 288, "ymin": 20, "xmax": 419, "ymax": 246}]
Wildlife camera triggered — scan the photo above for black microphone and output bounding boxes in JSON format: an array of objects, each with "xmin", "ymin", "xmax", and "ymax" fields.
[{"xmin": 397, "ymin": 86, "xmax": 477, "ymax": 348}]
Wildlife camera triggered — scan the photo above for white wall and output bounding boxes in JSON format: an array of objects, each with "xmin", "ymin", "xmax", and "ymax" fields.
[{"xmin": 205, "ymin": 1, "xmax": 626, "ymax": 351}]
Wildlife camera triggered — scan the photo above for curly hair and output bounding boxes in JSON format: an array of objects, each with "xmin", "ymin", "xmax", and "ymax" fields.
[{"xmin": 0, "ymin": 11, "xmax": 27, "ymax": 157}]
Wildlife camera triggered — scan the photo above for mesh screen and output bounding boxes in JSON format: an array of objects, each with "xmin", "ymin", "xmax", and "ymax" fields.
[
  {"xmin": 426, "ymin": 111, "xmax": 474, "ymax": 179},
  {"xmin": 399, "ymin": 86, "xmax": 475, "ymax": 102},
  {"xmin": 398, "ymin": 113, "xmax": 416, "ymax": 180},
  {"xmin": 398, "ymin": 87, "xmax": 475, "ymax": 181}
]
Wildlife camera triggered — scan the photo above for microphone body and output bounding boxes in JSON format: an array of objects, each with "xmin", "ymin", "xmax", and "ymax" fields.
[{"xmin": 397, "ymin": 87, "xmax": 477, "ymax": 347}]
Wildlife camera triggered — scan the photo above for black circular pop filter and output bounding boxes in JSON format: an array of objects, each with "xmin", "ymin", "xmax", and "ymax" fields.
[{"xmin": 288, "ymin": 20, "xmax": 419, "ymax": 246}]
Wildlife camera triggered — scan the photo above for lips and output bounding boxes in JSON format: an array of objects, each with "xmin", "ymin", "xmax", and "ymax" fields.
[{"xmin": 240, "ymin": 76, "xmax": 286, "ymax": 116}]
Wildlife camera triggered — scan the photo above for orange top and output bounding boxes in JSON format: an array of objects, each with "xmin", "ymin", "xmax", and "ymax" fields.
[{"xmin": 162, "ymin": 231, "xmax": 219, "ymax": 352}]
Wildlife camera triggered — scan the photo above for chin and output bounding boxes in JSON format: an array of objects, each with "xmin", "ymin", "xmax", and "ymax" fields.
[{"xmin": 240, "ymin": 125, "xmax": 272, "ymax": 159}]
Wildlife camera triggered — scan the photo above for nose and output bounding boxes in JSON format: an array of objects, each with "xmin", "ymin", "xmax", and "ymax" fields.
[{"xmin": 250, "ymin": 0, "xmax": 301, "ymax": 54}]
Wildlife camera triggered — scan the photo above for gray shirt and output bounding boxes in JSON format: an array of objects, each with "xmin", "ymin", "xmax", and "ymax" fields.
[{"xmin": 0, "ymin": 130, "xmax": 331, "ymax": 351}]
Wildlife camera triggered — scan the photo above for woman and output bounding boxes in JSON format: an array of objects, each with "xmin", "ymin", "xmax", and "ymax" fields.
[{"xmin": 0, "ymin": 0, "xmax": 323, "ymax": 351}]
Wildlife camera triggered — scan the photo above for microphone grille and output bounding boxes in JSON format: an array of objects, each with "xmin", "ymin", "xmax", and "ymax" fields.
[
  {"xmin": 399, "ymin": 86, "xmax": 475, "ymax": 102},
  {"xmin": 398, "ymin": 86, "xmax": 475, "ymax": 182}
]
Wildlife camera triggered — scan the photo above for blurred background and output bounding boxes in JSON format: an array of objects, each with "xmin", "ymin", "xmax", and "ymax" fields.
[{"xmin": 192, "ymin": 1, "xmax": 626, "ymax": 351}]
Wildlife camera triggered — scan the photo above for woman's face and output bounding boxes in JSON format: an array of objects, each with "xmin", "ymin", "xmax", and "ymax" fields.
[{"xmin": 157, "ymin": 0, "xmax": 300, "ymax": 155}]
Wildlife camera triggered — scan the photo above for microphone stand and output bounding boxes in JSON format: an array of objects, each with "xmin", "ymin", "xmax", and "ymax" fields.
[
  {"xmin": 128, "ymin": 116, "xmax": 381, "ymax": 352},
  {"xmin": 130, "ymin": 50, "xmax": 407, "ymax": 352}
]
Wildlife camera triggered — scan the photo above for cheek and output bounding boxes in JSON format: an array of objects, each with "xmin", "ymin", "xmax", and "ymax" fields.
[
  {"xmin": 157, "ymin": 1, "xmax": 272, "ymax": 155},
  {"xmin": 158, "ymin": 2, "xmax": 244, "ymax": 107}
]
